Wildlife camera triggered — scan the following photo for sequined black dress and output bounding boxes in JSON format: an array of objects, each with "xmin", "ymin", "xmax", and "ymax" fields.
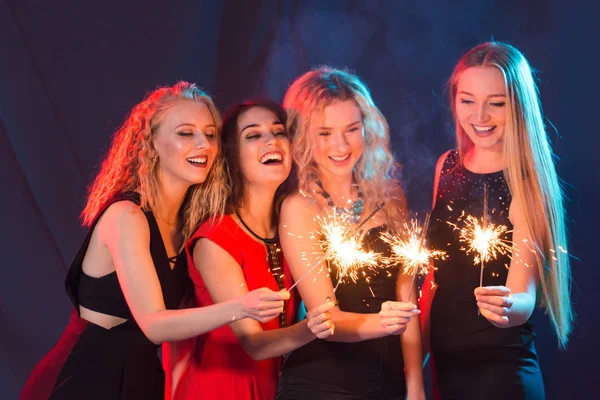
[{"xmin": 427, "ymin": 150, "xmax": 544, "ymax": 400}]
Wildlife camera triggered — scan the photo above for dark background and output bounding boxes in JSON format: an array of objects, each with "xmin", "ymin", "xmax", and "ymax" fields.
[{"xmin": 1, "ymin": 0, "xmax": 597, "ymax": 398}]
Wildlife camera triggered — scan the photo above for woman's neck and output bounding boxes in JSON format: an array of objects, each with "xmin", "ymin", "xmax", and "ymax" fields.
[
  {"xmin": 464, "ymin": 145, "xmax": 504, "ymax": 173},
  {"xmin": 318, "ymin": 172, "xmax": 356, "ymax": 206},
  {"xmin": 237, "ymin": 183, "xmax": 277, "ymax": 238},
  {"xmin": 153, "ymin": 173, "xmax": 188, "ymax": 225}
]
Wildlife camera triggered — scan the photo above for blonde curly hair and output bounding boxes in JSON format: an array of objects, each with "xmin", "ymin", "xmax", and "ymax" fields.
[
  {"xmin": 283, "ymin": 66, "xmax": 407, "ymax": 231},
  {"xmin": 81, "ymin": 81, "xmax": 227, "ymax": 243}
]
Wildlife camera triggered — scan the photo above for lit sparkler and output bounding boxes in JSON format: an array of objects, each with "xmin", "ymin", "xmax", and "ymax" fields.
[
  {"xmin": 380, "ymin": 212, "xmax": 446, "ymax": 300},
  {"xmin": 288, "ymin": 202, "xmax": 386, "ymax": 292},
  {"xmin": 447, "ymin": 183, "xmax": 513, "ymax": 314}
]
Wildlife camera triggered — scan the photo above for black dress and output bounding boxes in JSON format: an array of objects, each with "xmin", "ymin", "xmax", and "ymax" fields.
[
  {"xmin": 427, "ymin": 150, "xmax": 544, "ymax": 400},
  {"xmin": 277, "ymin": 225, "xmax": 406, "ymax": 400},
  {"xmin": 21, "ymin": 192, "xmax": 191, "ymax": 400}
]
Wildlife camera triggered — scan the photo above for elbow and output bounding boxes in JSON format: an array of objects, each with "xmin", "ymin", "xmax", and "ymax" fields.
[
  {"xmin": 238, "ymin": 338, "xmax": 268, "ymax": 361},
  {"xmin": 139, "ymin": 318, "xmax": 166, "ymax": 345}
]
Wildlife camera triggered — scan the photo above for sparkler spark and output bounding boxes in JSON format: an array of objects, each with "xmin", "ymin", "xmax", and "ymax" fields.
[
  {"xmin": 380, "ymin": 213, "xmax": 446, "ymax": 300},
  {"xmin": 317, "ymin": 212, "xmax": 380, "ymax": 285},
  {"xmin": 380, "ymin": 216, "xmax": 446, "ymax": 277},
  {"xmin": 446, "ymin": 183, "xmax": 513, "ymax": 315},
  {"xmin": 457, "ymin": 214, "xmax": 513, "ymax": 265},
  {"xmin": 287, "ymin": 203, "xmax": 386, "ymax": 291}
]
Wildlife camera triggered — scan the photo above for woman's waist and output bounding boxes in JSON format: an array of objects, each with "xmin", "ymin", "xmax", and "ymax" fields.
[{"xmin": 285, "ymin": 336, "xmax": 403, "ymax": 368}]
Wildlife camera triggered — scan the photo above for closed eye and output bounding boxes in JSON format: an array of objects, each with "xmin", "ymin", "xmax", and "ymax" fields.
[
  {"xmin": 490, "ymin": 102, "xmax": 506, "ymax": 107},
  {"xmin": 178, "ymin": 131, "xmax": 194, "ymax": 137},
  {"xmin": 460, "ymin": 99, "xmax": 474, "ymax": 105}
]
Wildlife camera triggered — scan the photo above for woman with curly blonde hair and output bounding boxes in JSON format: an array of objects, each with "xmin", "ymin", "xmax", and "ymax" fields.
[
  {"xmin": 277, "ymin": 67, "xmax": 425, "ymax": 399},
  {"xmin": 21, "ymin": 82, "xmax": 289, "ymax": 400}
]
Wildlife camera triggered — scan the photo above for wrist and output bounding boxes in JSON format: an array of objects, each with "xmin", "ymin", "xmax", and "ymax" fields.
[{"xmin": 231, "ymin": 297, "xmax": 246, "ymax": 321}]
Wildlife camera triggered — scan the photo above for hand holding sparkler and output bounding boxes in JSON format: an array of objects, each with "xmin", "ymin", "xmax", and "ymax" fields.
[
  {"xmin": 379, "ymin": 300, "xmax": 420, "ymax": 335},
  {"xmin": 474, "ymin": 286, "xmax": 513, "ymax": 326},
  {"xmin": 305, "ymin": 299, "xmax": 338, "ymax": 338}
]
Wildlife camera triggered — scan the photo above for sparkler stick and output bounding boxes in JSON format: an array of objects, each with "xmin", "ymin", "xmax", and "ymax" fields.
[
  {"xmin": 480, "ymin": 183, "xmax": 488, "ymax": 289},
  {"xmin": 407, "ymin": 212, "xmax": 432, "ymax": 301},
  {"xmin": 287, "ymin": 202, "xmax": 386, "ymax": 292},
  {"xmin": 478, "ymin": 183, "xmax": 488, "ymax": 315}
]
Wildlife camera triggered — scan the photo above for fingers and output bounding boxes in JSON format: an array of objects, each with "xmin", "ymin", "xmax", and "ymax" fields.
[
  {"xmin": 477, "ymin": 301, "xmax": 509, "ymax": 318},
  {"xmin": 474, "ymin": 286, "xmax": 511, "ymax": 297},
  {"xmin": 381, "ymin": 301, "xmax": 418, "ymax": 312},
  {"xmin": 306, "ymin": 300, "xmax": 337, "ymax": 318},
  {"xmin": 475, "ymin": 294, "xmax": 513, "ymax": 308},
  {"xmin": 379, "ymin": 301, "xmax": 419, "ymax": 335},
  {"xmin": 379, "ymin": 302, "xmax": 420, "ymax": 321},
  {"xmin": 258, "ymin": 288, "xmax": 290, "ymax": 301},
  {"xmin": 479, "ymin": 307, "xmax": 509, "ymax": 326},
  {"xmin": 307, "ymin": 311, "xmax": 335, "ymax": 339}
]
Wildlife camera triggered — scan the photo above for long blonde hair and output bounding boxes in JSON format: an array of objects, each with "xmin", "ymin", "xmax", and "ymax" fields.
[
  {"xmin": 81, "ymin": 81, "xmax": 227, "ymax": 243},
  {"xmin": 449, "ymin": 42, "xmax": 573, "ymax": 348},
  {"xmin": 283, "ymin": 66, "xmax": 407, "ymax": 231}
]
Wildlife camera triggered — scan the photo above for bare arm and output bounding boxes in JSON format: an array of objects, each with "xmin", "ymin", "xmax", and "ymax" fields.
[
  {"xmin": 419, "ymin": 150, "xmax": 449, "ymax": 360},
  {"xmin": 100, "ymin": 202, "xmax": 286, "ymax": 344},
  {"xmin": 193, "ymin": 237, "xmax": 335, "ymax": 361},
  {"xmin": 475, "ymin": 196, "xmax": 539, "ymax": 327},
  {"xmin": 280, "ymin": 194, "xmax": 417, "ymax": 343}
]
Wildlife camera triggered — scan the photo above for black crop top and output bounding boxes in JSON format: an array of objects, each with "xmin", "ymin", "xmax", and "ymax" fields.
[{"xmin": 65, "ymin": 192, "xmax": 191, "ymax": 320}]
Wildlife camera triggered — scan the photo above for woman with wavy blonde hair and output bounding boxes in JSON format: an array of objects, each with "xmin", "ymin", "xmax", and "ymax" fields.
[
  {"xmin": 421, "ymin": 42, "xmax": 573, "ymax": 399},
  {"xmin": 277, "ymin": 67, "xmax": 425, "ymax": 399},
  {"xmin": 21, "ymin": 82, "xmax": 289, "ymax": 400}
]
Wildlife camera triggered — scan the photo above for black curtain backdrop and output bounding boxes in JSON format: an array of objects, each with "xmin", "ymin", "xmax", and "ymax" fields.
[{"xmin": 1, "ymin": 0, "xmax": 597, "ymax": 398}]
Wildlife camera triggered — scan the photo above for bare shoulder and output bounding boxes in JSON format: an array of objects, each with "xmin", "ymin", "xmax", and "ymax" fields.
[
  {"xmin": 280, "ymin": 191, "xmax": 321, "ymax": 236},
  {"xmin": 431, "ymin": 150, "xmax": 453, "ymax": 209},
  {"xmin": 281, "ymin": 191, "xmax": 319, "ymax": 218},
  {"xmin": 96, "ymin": 200, "xmax": 150, "ymax": 241},
  {"xmin": 435, "ymin": 150, "xmax": 452, "ymax": 177}
]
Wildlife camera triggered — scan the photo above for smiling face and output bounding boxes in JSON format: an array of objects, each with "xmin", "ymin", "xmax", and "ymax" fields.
[
  {"xmin": 455, "ymin": 66, "xmax": 507, "ymax": 151},
  {"xmin": 309, "ymin": 99, "xmax": 364, "ymax": 181},
  {"xmin": 152, "ymin": 100, "xmax": 218, "ymax": 187},
  {"xmin": 236, "ymin": 106, "xmax": 291, "ymax": 188}
]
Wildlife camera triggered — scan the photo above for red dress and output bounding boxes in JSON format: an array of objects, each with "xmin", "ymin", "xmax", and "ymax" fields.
[{"xmin": 174, "ymin": 215, "xmax": 296, "ymax": 400}]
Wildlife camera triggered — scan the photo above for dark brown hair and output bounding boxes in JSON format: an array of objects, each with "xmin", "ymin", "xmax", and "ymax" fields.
[{"xmin": 221, "ymin": 99, "xmax": 296, "ymax": 229}]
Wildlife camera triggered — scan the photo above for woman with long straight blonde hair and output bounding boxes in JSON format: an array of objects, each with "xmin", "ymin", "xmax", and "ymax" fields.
[
  {"xmin": 421, "ymin": 42, "xmax": 573, "ymax": 399},
  {"xmin": 277, "ymin": 67, "xmax": 425, "ymax": 399},
  {"xmin": 21, "ymin": 82, "xmax": 289, "ymax": 400}
]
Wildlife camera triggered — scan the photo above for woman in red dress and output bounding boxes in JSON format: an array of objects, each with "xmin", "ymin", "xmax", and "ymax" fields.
[{"xmin": 174, "ymin": 100, "xmax": 336, "ymax": 400}]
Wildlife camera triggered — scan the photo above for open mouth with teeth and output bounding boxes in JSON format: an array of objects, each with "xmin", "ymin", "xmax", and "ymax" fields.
[
  {"xmin": 187, "ymin": 156, "xmax": 208, "ymax": 166},
  {"xmin": 260, "ymin": 152, "xmax": 284, "ymax": 165},
  {"xmin": 472, "ymin": 124, "xmax": 496, "ymax": 135},
  {"xmin": 329, "ymin": 154, "xmax": 351, "ymax": 162}
]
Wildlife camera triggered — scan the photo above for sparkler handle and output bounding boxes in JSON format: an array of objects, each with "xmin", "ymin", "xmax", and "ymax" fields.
[
  {"xmin": 355, "ymin": 202, "xmax": 386, "ymax": 232},
  {"xmin": 287, "ymin": 250, "xmax": 330, "ymax": 291},
  {"xmin": 407, "ymin": 268, "xmax": 419, "ymax": 301},
  {"xmin": 477, "ymin": 259, "xmax": 485, "ymax": 316}
]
